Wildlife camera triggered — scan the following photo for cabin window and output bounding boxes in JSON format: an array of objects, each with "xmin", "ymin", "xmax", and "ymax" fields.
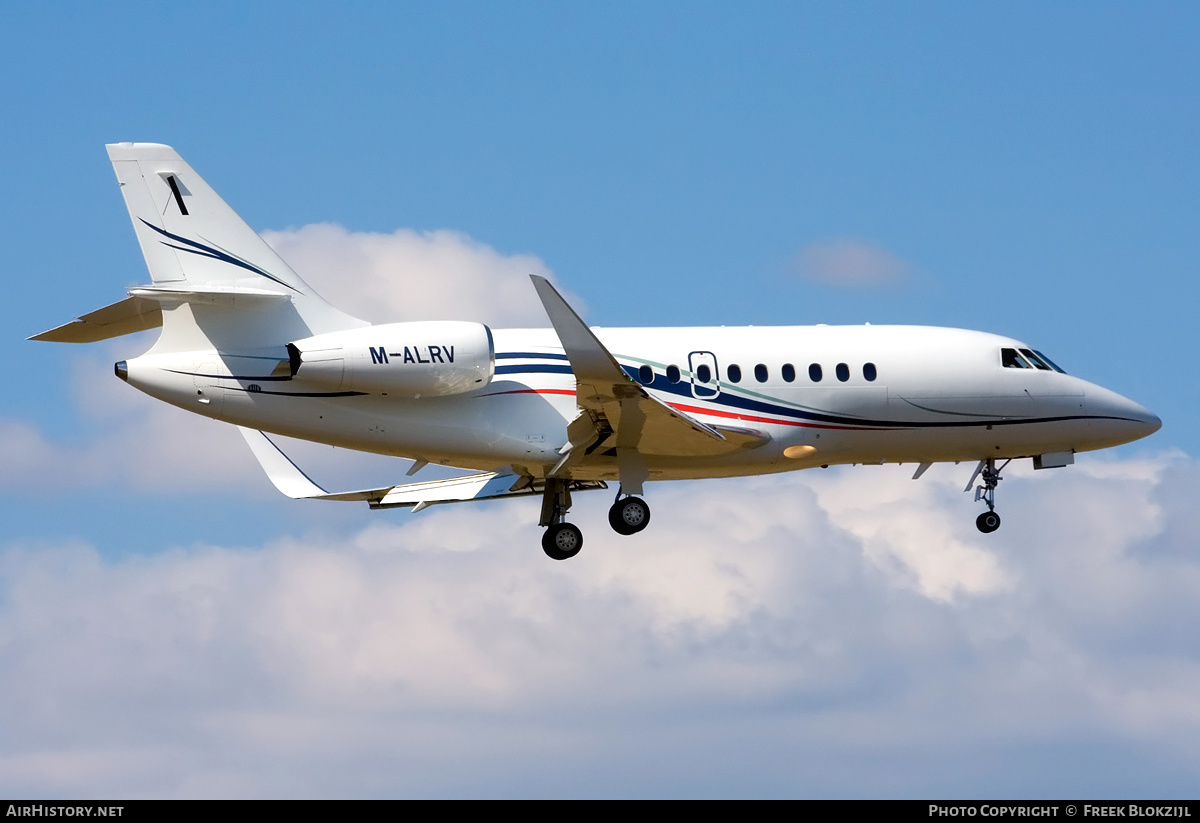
[
  {"xmin": 1001, "ymin": 348, "xmax": 1032, "ymax": 369},
  {"xmin": 638, "ymin": 364, "xmax": 654, "ymax": 384},
  {"xmin": 667, "ymin": 364, "xmax": 681, "ymax": 383},
  {"xmin": 836, "ymin": 363, "xmax": 850, "ymax": 382},
  {"xmin": 754, "ymin": 364, "xmax": 768, "ymax": 383},
  {"xmin": 782, "ymin": 363, "xmax": 796, "ymax": 382},
  {"xmin": 696, "ymin": 364, "xmax": 712, "ymax": 383},
  {"xmin": 1033, "ymin": 350, "xmax": 1067, "ymax": 374},
  {"xmin": 863, "ymin": 362, "xmax": 877, "ymax": 381},
  {"xmin": 727, "ymin": 364, "xmax": 742, "ymax": 383},
  {"xmin": 809, "ymin": 363, "xmax": 823, "ymax": 382}
]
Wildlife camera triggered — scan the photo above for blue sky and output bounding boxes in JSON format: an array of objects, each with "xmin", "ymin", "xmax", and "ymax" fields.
[{"xmin": 1, "ymin": 1, "xmax": 1197, "ymax": 798}]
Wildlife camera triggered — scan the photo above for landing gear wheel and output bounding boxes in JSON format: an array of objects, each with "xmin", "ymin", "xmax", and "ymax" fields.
[
  {"xmin": 608, "ymin": 496, "xmax": 651, "ymax": 536},
  {"xmin": 976, "ymin": 511, "xmax": 1001, "ymax": 534},
  {"xmin": 542, "ymin": 522, "xmax": 584, "ymax": 560}
]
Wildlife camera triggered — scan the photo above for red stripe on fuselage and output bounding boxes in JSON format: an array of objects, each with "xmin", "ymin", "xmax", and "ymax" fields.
[
  {"xmin": 483, "ymin": 389, "xmax": 577, "ymax": 397},
  {"xmin": 482, "ymin": 387, "xmax": 892, "ymax": 430}
]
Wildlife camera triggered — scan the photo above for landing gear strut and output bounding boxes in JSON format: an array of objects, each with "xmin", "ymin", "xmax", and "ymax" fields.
[
  {"xmin": 967, "ymin": 458, "xmax": 1009, "ymax": 534},
  {"xmin": 608, "ymin": 488, "xmax": 651, "ymax": 536},
  {"xmin": 540, "ymin": 478, "xmax": 582, "ymax": 560}
]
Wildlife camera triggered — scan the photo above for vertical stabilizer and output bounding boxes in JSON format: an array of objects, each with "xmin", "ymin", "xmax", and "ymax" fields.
[{"xmin": 106, "ymin": 143, "xmax": 365, "ymax": 351}]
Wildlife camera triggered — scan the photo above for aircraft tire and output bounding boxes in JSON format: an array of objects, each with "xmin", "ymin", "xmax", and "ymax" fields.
[
  {"xmin": 976, "ymin": 511, "xmax": 1001, "ymax": 534},
  {"xmin": 542, "ymin": 522, "xmax": 584, "ymax": 560},
  {"xmin": 608, "ymin": 497, "xmax": 651, "ymax": 536}
]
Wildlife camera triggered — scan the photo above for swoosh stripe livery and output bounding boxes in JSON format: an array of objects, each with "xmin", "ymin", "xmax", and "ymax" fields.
[
  {"xmin": 139, "ymin": 219, "xmax": 300, "ymax": 293},
  {"xmin": 488, "ymin": 354, "xmax": 1141, "ymax": 432}
]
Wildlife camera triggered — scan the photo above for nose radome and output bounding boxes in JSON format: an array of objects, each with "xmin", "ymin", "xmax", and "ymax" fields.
[
  {"xmin": 1086, "ymin": 383, "xmax": 1161, "ymax": 444},
  {"xmin": 1137, "ymin": 407, "xmax": 1163, "ymax": 438}
]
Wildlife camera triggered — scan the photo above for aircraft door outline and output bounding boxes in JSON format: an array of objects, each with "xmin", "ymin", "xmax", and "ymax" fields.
[{"xmin": 688, "ymin": 351, "xmax": 720, "ymax": 399}]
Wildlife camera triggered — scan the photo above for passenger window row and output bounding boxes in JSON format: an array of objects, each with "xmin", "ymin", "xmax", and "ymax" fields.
[
  {"xmin": 635, "ymin": 361, "xmax": 879, "ymax": 385},
  {"xmin": 724, "ymin": 361, "xmax": 877, "ymax": 384}
]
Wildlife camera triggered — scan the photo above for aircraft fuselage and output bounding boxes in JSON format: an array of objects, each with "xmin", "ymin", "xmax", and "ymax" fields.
[{"xmin": 120, "ymin": 323, "xmax": 1159, "ymax": 482}]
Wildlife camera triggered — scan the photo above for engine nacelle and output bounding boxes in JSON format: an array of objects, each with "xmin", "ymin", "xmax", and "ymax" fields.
[{"xmin": 288, "ymin": 321, "xmax": 494, "ymax": 397}]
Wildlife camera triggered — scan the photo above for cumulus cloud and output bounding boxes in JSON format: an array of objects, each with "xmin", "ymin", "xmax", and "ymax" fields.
[
  {"xmin": 0, "ymin": 345, "xmax": 262, "ymax": 497},
  {"xmin": 11, "ymin": 223, "xmax": 1194, "ymax": 797},
  {"xmin": 261, "ymin": 224, "xmax": 583, "ymax": 327},
  {"xmin": 1, "ymin": 453, "xmax": 1197, "ymax": 797},
  {"xmin": 791, "ymin": 239, "xmax": 910, "ymax": 288}
]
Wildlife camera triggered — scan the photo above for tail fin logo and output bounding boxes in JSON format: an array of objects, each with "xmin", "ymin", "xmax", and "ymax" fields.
[
  {"xmin": 138, "ymin": 219, "xmax": 299, "ymax": 293},
  {"xmin": 165, "ymin": 175, "xmax": 189, "ymax": 216}
]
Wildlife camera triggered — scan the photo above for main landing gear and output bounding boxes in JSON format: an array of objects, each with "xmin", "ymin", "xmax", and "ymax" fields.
[
  {"xmin": 540, "ymin": 478, "xmax": 583, "ymax": 560},
  {"xmin": 538, "ymin": 481, "xmax": 653, "ymax": 560},
  {"xmin": 608, "ymin": 490, "xmax": 651, "ymax": 536},
  {"xmin": 966, "ymin": 458, "xmax": 1010, "ymax": 534}
]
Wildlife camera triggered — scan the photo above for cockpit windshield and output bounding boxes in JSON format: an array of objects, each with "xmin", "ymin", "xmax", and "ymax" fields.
[
  {"xmin": 1001, "ymin": 347, "xmax": 1067, "ymax": 374},
  {"xmin": 1032, "ymin": 350, "xmax": 1066, "ymax": 373}
]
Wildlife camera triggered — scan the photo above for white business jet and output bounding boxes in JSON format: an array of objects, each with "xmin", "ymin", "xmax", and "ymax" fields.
[{"xmin": 33, "ymin": 144, "xmax": 1160, "ymax": 559}]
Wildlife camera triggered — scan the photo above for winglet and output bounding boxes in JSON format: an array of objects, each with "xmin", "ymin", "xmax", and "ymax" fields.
[
  {"xmin": 237, "ymin": 427, "xmax": 333, "ymax": 498},
  {"xmin": 530, "ymin": 275, "xmax": 629, "ymax": 384},
  {"xmin": 530, "ymin": 275, "xmax": 758, "ymax": 460}
]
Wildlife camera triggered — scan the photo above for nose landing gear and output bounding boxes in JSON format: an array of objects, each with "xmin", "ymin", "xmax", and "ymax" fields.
[
  {"xmin": 966, "ymin": 458, "xmax": 1009, "ymax": 534},
  {"xmin": 976, "ymin": 510, "xmax": 1001, "ymax": 534}
]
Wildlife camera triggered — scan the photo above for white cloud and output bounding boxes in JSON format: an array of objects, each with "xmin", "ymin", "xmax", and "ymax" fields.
[
  {"xmin": 0, "ymin": 344, "xmax": 265, "ymax": 497},
  {"xmin": 808, "ymin": 462, "xmax": 1013, "ymax": 601},
  {"xmin": 261, "ymin": 224, "xmax": 583, "ymax": 327},
  {"xmin": 791, "ymin": 239, "xmax": 910, "ymax": 288},
  {"xmin": 1, "ymin": 452, "xmax": 1198, "ymax": 797}
]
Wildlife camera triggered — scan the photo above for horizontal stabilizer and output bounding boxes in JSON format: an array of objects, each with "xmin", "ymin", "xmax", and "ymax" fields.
[
  {"xmin": 31, "ymin": 282, "xmax": 293, "ymax": 343},
  {"xmin": 237, "ymin": 427, "xmax": 605, "ymax": 510},
  {"xmin": 128, "ymin": 284, "xmax": 293, "ymax": 304},
  {"xmin": 29, "ymin": 295, "xmax": 163, "ymax": 343}
]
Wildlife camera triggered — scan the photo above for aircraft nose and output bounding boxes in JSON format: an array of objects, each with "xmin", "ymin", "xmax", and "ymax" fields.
[
  {"xmin": 1138, "ymin": 407, "xmax": 1163, "ymax": 438},
  {"xmin": 1085, "ymin": 383, "xmax": 1161, "ymax": 446}
]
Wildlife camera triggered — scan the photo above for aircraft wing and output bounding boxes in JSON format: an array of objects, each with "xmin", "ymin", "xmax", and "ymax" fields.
[
  {"xmin": 530, "ymin": 276, "xmax": 769, "ymax": 486},
  {"xmin": 237, "ymin": 427, "xmax": 604, "ymax": 511}
]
